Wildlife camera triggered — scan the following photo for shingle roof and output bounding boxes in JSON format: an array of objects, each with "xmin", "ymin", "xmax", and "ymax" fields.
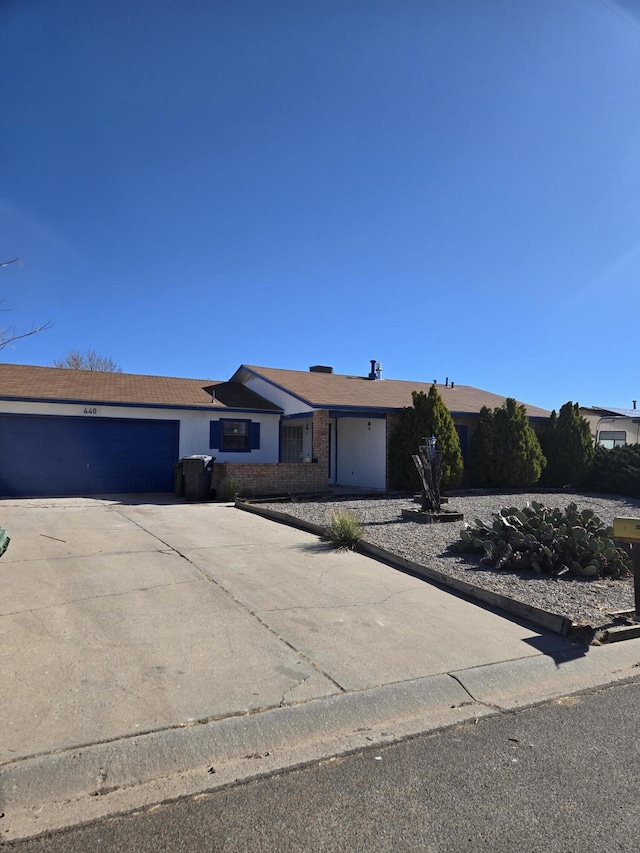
[
  {"xmin": 583, "ymin": 406, "xmax": 640, "ymax": 420},
  {"xmin": 0, "ymin": 364, "xmax": 282, "ymax": 412},
  {"xmin": 239, "ymin": 365, "xmax": 551, "ymax": 419}
]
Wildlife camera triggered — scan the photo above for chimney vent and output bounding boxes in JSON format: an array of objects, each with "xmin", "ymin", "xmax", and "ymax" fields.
[
  {"xmin": 309, "ymin": 365, "xmax": 333, "ymax": 374},
  {"xmin": 634, "ymin": 400, "xmax": 637, "ymax": 410},
  {"xmin": 368, "ymin": 359, "xmax": 377, "ymax": 380},
  {"xmin": 451, "ymin": 381, "xmax": 455, "ymax": 389}
]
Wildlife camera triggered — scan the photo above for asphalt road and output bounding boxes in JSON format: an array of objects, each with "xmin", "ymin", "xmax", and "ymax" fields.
[{"xmin": 5, "ymin": 675, "xmax": 640, "ymax": 853}]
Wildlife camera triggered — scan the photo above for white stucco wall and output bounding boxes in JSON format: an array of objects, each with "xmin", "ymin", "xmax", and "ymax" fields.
[
  {"xmin": 0, "ymin": 400, "xmax": 280, "ymax": 462},
  {"xmin": 335, "ymin": 417, "xmax": 386, "ymax": 489}
]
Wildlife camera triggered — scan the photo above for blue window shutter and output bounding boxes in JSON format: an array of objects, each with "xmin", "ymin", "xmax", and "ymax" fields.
[
  {"xmin": 249, "ymin": 422, "xmax": 260, "ymax": 450},
  {"xmin": 210, "ymin": 421, "xmax": 221, "ymax": 450}
]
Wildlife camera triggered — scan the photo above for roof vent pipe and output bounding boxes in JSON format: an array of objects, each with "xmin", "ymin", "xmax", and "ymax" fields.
[
  {"xmin": 451, "ymin": 381, "xmax": 454, "ymax": 389},
  {"xmin": 634, "ymin": 400, "xmax": 637, "ymax": 410},
  {"xmin": 445, "ymin": 377, "xmax": 449, "ymax": 387},
  {"xmin": 369, "ymin": 359, "xmax": 377, "ymax": 380}
]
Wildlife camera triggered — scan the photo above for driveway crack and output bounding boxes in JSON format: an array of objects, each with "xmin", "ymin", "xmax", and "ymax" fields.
[
  {"xmin": 279, "ymin": 671, "xmax": 313, "ymax": 707},
  {"xmin": 110, "ymin": 505, "xmax": 346, "ymax": 695},
  {"xmin": 1, "ymin": 578, "xmax": 202, "ymax": 617}
]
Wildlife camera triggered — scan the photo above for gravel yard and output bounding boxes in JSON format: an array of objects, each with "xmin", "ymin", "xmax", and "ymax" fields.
[{"xmin": 257, "ymin": 491, "xmax": 640, "ymax": 629}]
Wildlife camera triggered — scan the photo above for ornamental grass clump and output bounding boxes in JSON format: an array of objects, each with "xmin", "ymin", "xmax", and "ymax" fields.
[
  {"xmin": 324, "ymin": 510, "xmax": 364, "ymax": 551},
  {"xmin": 219, "ymin": 479, "xmax": 238, "ymax": 502},
  {"xmin": 456, "ymin": 501, "xmax": 630, "ymax": 580}
]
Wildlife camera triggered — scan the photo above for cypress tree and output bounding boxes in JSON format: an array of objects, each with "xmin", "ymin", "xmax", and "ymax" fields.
[
  {"xmin": 539, "ymin": 409, "xmax": 558, "ymax": 485},
  {"xmin": 388, "ymin": 385, "xmax": 463, "ymax": 491},
  {"xmin": 491, "ymin": 398, "xmax": 546, "ymax": 487},
  {"xmin": 423, "ymin": 384, "xmax": 464, "ymax": 490},
  {"xmin": 388, "ymin": 404, "xmax": 422, "ymax": 491},
  {"xmin": 540, "ymin": 402, "xmax": 594, "ymax": 487},
  {"xmin": 468, "ymin": 405, "xmax": 495, "ymax": 487}
]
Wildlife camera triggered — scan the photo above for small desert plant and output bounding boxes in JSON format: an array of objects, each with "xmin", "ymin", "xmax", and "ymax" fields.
[
  {"xmin": 324, "ymin": 510, "xmax": 364, "ymax": 551},
  {"xmin": 219, "ymin": 479, "xmax": 238, "ymax": 502}
]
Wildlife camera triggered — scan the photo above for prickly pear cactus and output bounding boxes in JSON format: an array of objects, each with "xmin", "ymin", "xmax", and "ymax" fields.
[
  {"xmin": 0, "ymin": 528, "xmax": 9, "ymax": 559},
  {"xmin": 456, "ymin": 501, "xmax": 630, "ymax": 579}
]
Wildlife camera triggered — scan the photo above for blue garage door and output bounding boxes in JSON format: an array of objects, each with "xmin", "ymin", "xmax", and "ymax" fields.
[{"xmin": 0, "ymin": 415, "xmax": 180, "ymax": 496}]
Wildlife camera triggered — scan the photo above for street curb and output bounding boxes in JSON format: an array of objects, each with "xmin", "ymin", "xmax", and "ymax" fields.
[
  {"xmin": 1, "ymin": 674, "xmax": 487, "ymax": 840},
  {"xmin": 235, "ymin": 499, "xmax": 573, "ymax": 636},
  {"xmin": 4, "ymin": 641, "xmax": 640, "ymax": 842},
  {"xmin": 454, "ymin": 637, "xmax": 640, "ymax": 709}
]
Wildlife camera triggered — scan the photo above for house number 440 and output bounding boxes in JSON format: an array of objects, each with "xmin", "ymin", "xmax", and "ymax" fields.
[{"xmin": 83, "ymin": 407, "xmax": 97, "ymax": 414}]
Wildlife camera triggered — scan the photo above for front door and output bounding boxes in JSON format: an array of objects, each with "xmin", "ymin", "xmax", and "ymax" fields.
[{"xmin": 281, "ymin": 424, "xmax": 303, "ymax": 462}]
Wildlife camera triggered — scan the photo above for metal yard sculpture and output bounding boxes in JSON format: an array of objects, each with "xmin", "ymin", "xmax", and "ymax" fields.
[{"xmin": 412, "ymin": 435, "xmax": 443, "ymax": 513}]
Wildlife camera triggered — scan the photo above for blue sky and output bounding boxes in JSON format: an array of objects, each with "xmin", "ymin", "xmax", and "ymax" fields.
[{"xmin": 2, "ymin": 0, "xmax": 639, "ymax": 411}]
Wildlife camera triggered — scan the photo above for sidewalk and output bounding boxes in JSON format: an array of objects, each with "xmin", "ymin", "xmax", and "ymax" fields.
[{"xmin": 2, "ymin": 496, "xmax": 639, "ymax": 840}]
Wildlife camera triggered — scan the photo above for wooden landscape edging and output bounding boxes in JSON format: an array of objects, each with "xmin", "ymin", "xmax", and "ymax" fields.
[
  {"xmin": 235, "ymin": 498, "xmax": 573, "ymax": 637},
  {"xmin": 235, "ymin": 498, "xmax": 326, "ymax": 537}
]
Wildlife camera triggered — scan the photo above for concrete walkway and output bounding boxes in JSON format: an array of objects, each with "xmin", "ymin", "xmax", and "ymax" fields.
[{"xmin": 2, "ymin": 496, "xmax": 639, "ymax": 840}]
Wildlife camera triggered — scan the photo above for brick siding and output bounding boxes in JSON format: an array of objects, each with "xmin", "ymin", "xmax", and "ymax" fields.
[{"xmin": 212, "ymin": 462, "xmax": 327, "ymax": 497}]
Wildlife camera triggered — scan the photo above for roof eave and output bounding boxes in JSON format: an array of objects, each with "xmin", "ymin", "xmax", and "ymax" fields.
[
  {"xmin": 0, "ymin": 394, "xmax": 283, "ymax": 414},
  {"xmin": 233, "ymin": 365, "xmax": 316, "ymax": 408}
]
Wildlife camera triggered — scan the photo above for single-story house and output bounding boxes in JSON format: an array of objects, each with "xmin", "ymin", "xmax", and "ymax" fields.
[
  {"xmin": 580, "ymin": 405, "xmax": 640, "ymax": 448},
  {"xmin": 0, "ymin": 360, "xmax": 550, "ymax": 497}
]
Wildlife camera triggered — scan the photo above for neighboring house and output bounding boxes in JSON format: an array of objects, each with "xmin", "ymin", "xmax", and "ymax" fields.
[
  {"xmin": 0, "ymin": 360, "xmax": 550, "ymax": 497},
  {"xmin": 0, "ymin": 364, "xmax": 281, "ymax": 497},
  {"xmin": 580, "ymin": 405, "xmax": 640, "ymax": 448}
]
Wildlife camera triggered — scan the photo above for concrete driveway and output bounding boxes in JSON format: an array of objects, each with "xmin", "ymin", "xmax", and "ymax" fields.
[
  {"xmin": 0, "ymin": 494, "xmax": 569, "ymax": 763},
  {"xmin": 4, "ymin": 495, "xmax": 639, "ymax": 840}
]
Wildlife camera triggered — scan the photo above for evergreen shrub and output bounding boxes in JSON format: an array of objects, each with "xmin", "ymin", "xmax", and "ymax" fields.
[
  {"xmin": 539, "ymin": 402, "xmax": 594, "ymax": 488},
  {"xmin": 388, "ymin": 386, "xmax": 463, "ymax": 491},
  {"xmin": 589, "ymin": 444, "xmax": 640, "ymax": 498},
  {"xmin": 471, "ymin": 398, "xmax": 546, "ymax": 488}
]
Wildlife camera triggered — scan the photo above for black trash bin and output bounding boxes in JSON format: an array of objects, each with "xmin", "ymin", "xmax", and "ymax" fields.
[
  {"xmin": 181, "ymin": 455, "xmax": 214, "ymax": 502},
  {"xmin": 173, "ymin": 462, "xmax": 185, "ymax": 497}
]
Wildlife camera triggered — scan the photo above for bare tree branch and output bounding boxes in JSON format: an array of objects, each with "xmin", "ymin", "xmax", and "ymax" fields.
[
  {"xmin": 1, "ymin": 257, "xmax": 52, "ymax": 349},
  {"xmin": 53, "ymin": 348, "xmax": 122, "ymax": 372},
  {"xmin": 0, "ymin": 321, "xmax": 54, "ymax": 351}
]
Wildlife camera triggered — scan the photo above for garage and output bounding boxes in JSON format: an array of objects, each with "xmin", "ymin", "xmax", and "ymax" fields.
[{"xmin": 0, "ymin": 414, "xmax": 180, "ymax": 497}]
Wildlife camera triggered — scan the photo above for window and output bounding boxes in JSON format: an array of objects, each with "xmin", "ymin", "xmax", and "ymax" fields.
[
  {"xmin": 210, "ymin": 419, "xmax": 260, "ymax": 453},
  {"xmin": 222, "ymin": 420, "xmax": 249, "ymax": 451},
  {"xmin": 598, "ymin": 430, "xmax": 626, "ymax": 450}
]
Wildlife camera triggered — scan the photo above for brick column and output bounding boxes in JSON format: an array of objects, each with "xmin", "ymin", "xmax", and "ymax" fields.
[{"xmin": 312, "ymin": 409, "xmax": 330, "ymax": 481}]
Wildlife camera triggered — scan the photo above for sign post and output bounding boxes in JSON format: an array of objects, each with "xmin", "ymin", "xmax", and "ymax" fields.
[{"xmin": 612, "ymin": 517, "xmax": 640, "ymax": 622}]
